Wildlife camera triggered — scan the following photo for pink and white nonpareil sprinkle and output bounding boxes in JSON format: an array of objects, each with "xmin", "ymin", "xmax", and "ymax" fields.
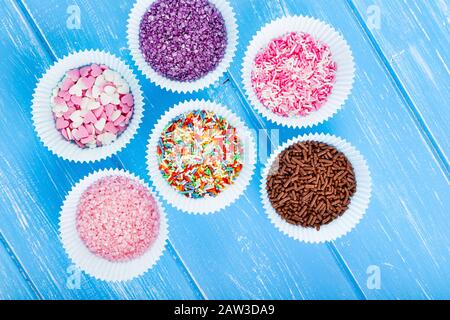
[
  {"xmin": 51, "ymin": 64, "xmax": 134, "ymax": 148},
  {"xmin": 76, "ymin": 176, "xmax": 160, "ymax": 262},
  {"xmin": 251, "ymin": 32, "xmax": 337, "ymax": 117}
]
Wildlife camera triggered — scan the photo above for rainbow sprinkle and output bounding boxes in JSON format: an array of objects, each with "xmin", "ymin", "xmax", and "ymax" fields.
[{"xmin": 157, "ymin": 110, "xmax": 243, "ymax": 198}]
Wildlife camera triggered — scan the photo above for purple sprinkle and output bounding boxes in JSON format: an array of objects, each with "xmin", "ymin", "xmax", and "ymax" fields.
[{"xmin": 139, "ymin": 0, "xmax": 228, "ymax": 82}]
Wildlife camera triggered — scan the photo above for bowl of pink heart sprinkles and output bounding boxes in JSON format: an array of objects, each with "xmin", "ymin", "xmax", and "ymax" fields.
[
  {"xmin": 127, "ymin": 0, "xmax": 238, "ymax": 93},
  {"xmin": 32, "ymin": 50, "xmax": 144, "ymax": 162},
  {"xmin": 242, "ymin": 16, "xmax": 355, "ymax": 128}
]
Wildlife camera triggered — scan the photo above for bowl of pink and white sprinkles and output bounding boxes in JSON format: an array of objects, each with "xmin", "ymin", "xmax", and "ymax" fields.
[
  {"xmin": 242, "ymin": 16, "xmax": 355, "ymax": 128},
  {"xmin": 60, "ymin": 169, "xmax": 168, "ymax": 282},
  {"xmin": 32, "ymin": 50, "xmax": 144, "ymax": 162}
]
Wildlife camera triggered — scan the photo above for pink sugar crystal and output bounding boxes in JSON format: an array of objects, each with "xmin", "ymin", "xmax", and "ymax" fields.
[
  {"xmin": 76, "ymin": 176, "xmax": 160, "ymax": 262},
  {"xmin": 251, "ymin": 32, "xmax": 337, "ymax": 117}
]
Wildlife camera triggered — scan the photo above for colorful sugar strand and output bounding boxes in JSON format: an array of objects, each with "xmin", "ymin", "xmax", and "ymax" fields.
[
  {"xmin": 251, "ymin": 32, "xmax": 337, "ymax": 117},
  {"xmin": 157, "ymin": 110, "xmax": 243, "ymax": 199}
]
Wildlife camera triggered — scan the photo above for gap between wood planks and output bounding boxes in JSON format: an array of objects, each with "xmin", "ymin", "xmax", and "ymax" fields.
[
  {"xmin": 8, "ymin": 0, "xmax": 206, "ymax": 300},
  {"xmin": 345, "ymin": 0, "xmax": 449, "ymax": 178},
  {"xmin": 0, "ymin": 231, "xmax": 42, "ymax": 299}
]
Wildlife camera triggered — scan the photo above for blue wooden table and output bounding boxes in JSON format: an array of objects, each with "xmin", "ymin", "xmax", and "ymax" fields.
[{"xmin": 0, "ymin": 0, "xmax": 448, "ymax": 300}]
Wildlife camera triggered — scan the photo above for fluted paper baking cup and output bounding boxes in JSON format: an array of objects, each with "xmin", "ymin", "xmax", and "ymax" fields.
[
  {"xmin": 147, "ymin": 99, "xmax": 256, "ymax": 214},
  {"xmin": 60, "ymin": 169, "xmax": 168, "ymax": 282},
  {"xmin": 242, "ymin": 16, "xmax": 355, "ymax": 128},
  {"xmin": 127, "ymin": 0, "xmax": 238, "ymax": 93},
  {"xmin": 261, "ymin": 134, "xmax": 371, "ymax": 243},
  {"xmin": 32, "ymin": 50, "xmax": 144, "ymax": 163}
]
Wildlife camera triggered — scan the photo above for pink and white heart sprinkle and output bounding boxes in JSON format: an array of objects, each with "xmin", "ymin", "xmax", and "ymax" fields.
[
  {"xmin": 251, "ymin": 32, "xmax": 337, "ymax": 117},
  {"xmin": 51, "ymin": 64, "xmax": 134, "ymax": 148},
  {"xmin": 76, "ymin": 176, "xmax": 160, "ymax": 262}
]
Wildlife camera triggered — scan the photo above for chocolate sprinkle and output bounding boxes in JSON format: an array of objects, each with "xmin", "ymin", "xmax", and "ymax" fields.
[
  {"xmin": 266, "ymin": 141, "xmax": 356, "ymax": 230},
  {"xmin": 139, "ymin": 0, "xmax": 228, "ymax": 82}
]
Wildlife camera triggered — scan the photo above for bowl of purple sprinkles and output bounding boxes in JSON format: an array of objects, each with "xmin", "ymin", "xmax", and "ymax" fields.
[{"xmin": 127, "ymin": 0, "xmax": 238, "ymax": 93}]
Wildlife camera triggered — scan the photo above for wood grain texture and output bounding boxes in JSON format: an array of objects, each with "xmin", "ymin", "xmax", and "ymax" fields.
[
  {"xmin": 0, "ymin": 0, "xmax": 448, "ymax": 299},
  {"xmin": 350, "ymin": 0, "xmax": 450, "ymax": 168},
  {"xmin": 0, "ymin": 0, "xmax": 203, "ymax": 300},
  {"xmin": 0, "ymin": 237, "xmax": 37, "ymax": 299},
  {"xmin": 19, "ymin": 0, "xmax": 360, "ymax": 299}
]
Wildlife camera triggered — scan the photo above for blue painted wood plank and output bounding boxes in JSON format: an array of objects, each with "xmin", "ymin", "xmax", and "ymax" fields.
[
  {"xmin": 349, "ymin": 0, "xmax": 450, "ymax": 168},
  {"xmin": 0, "ymin": 0, "xmax": 203, "ymax": 300},
  {"xmin": 264, "ymin": 0, "xmax": 449, "ymax": 299},
  {"xmin": 0, "ymin": 238, "xmax": 37, "ymax": 299},
  {"xmin": 20, "ymin": 0, "xmax": 360, "ymax": 299}
]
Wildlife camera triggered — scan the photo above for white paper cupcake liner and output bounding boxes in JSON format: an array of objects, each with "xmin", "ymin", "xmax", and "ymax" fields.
[
  {"xmin": 261, "ymin": 134, "xmax": 371, "ymax": 243},
  {"xmin": 242, "ymin": 16, "xmax": 355, "ymax": 128},
  {"xmin": 59, "ymin": 168, "xmax": 168, "ymax": 282},
  {"xmin": 32, "ymin": 50, "xmax": 144, "ymax": 163},
  {"xmin": 127, "ymin": 0, "xmax": 238, "ymax": 93},
  {"xmin": 147, "ymin": 99, "xmax": 256, "ymax": 214}
]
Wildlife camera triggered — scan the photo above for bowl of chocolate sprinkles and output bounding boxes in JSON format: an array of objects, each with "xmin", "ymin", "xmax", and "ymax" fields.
[
  {"xmin": 127, "ymin": 0, "xmax": 238, "ymax": 93},
  {"xmin": 261, "ymin": 134, "xmax": 371, "ymax": 243}
]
